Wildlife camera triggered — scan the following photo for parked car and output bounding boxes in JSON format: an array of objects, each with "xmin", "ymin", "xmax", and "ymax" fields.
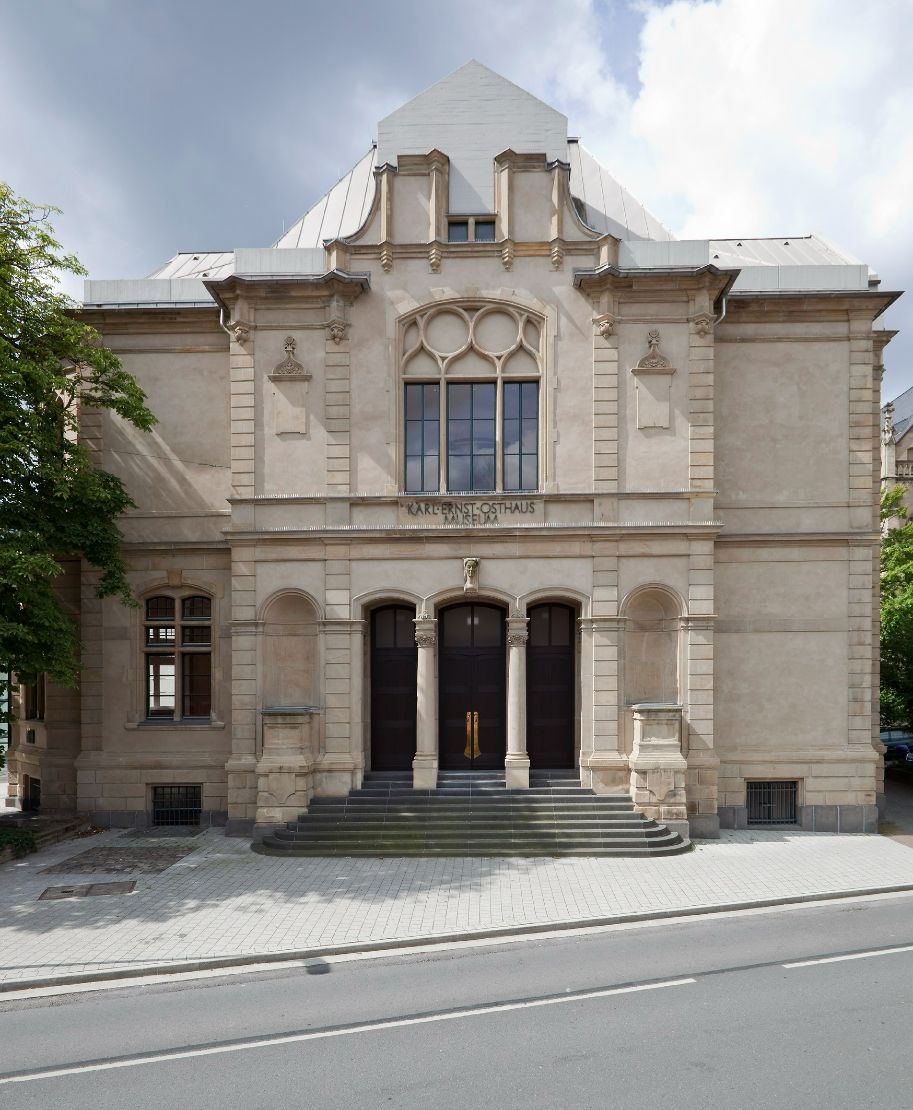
[{"xmin": 884, "ymin": 741, "xmax": 911, "ymax": 765}]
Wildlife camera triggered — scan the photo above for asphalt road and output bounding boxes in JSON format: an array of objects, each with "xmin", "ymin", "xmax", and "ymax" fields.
[{"xmin": 1, "ymin": 891, "xmax": 912, "ymax": 1109}]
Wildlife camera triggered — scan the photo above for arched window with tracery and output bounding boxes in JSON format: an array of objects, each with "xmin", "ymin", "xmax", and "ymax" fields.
[{"xmin": 401, "ymin": 302, "xmax": 543, "ymax": 493}]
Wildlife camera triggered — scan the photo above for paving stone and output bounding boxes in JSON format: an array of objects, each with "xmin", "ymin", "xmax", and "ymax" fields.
[{"xmin": 1, "ymin": 827, "xmax": 912, "ymax": 986}]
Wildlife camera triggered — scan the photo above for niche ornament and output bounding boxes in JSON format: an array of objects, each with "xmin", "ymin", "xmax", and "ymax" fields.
[
  {"xmin": 269, "ymin": 336, "xmax": 310, "ymax": 381},
  {"xmin": 631, "ymin": 329, "xmax": 677, "ymax": 430}
]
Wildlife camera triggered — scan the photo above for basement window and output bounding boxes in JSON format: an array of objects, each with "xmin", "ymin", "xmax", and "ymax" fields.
[
  {"xmin": 746, "ymin": 781, "xmax": 798, "ymax": 826},
  {"xmin": 152, "ymin": 784, "xmax": 202, "ymax": 827}
]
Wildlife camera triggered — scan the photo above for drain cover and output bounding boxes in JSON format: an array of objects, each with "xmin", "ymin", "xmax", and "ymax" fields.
[{"xmin": 39, "ymin": 881, "xmax": 136, "ymax": 900}]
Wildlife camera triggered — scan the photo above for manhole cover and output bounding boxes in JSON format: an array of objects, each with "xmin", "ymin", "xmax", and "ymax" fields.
[
  {"xmin": 41, "ymin": 846, "xmax": 195, "ymax": 875},
  {"xmin": 40, "ymin": 881, "xmax": 136, "ymax": 900}
]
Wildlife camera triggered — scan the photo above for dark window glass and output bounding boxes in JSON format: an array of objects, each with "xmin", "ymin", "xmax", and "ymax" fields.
[
  {"xmin": 146, "ymin": 626, "xmax": 176, "ymax": 646},
  {"xmin": 182, "ymin": 626, "xmax": 211, "ymax": 646},
  {"xmin": 447, "ymin": 382, "xmax": 496, "ymax": 492},
  {"xmin": 472, "ymin": 605, "xmax": 502, "ymax": 647},
  {"xmin": 146, "ymin": 596, "xmax": 175, "ymax": 621},
  {"xmin": 182, "ymin": 596, "xmax": 211, "ymax": 621},
  {"xmin": 529, "ymin": 606, "xmax": 550, "ymax": 648},
  {"xmin": 502, "ymin": 381, "xmax": 538, "ymax": 491},
  {"xmin": 374, "ymin": 608, "xmax": 394, "ymax": 649},
  {"xmin": 146, "ymin": 655, "xmax": 176, "ymax": 718},
  {"xmin": 404, "ymin": 383, "xmax": 440, "ymax": 493},
  {"xmin": 394, "ymin": 607, "xmax": 416, "ymax": 649},
  {"xmin": 529, "ymin": 604, "xmax": 573, "ymax": 647},
  {"xmin": 442, "ymin": 606, "xmax": 472, "ymax": 647},
  {"xmin": 448, "ymin": 221, "xmax": 469, "ymax": 242},
  {"xmin": 373, "ymin": 607, "xmax": 416, "ymax": 651},
  {"xmin": 474, "ymin": 221, "xmax": 496, "ymax": 242},
  {"xmin": 23, "ymin": 677, "xmax": 45, "ymax": 721},
  {"xmin": 182, "ymin": 654, "xmax": 211, "ymax": 717}
]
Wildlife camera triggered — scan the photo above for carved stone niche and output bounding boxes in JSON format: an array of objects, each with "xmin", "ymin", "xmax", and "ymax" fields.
[
  {"xmin": 268, "ymin": 336, "xmax": 312, "ymax": 437},
  {"xmin": 255, "ymin": 707, "xmax": 321, "ymax": 828},
  {"xmin": 631, "ymin": 329, "xmax": 677, "ymax": 430},
  {"xmin": 628, "ymin": 703, "xmax": 689, "ymax": 840}
]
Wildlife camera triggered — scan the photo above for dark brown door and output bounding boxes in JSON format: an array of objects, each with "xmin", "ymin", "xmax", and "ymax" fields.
[
  {"xmin": 526, "ymin": 603, "xmax": 576, "ymax": 769},
  {"xmin": 439, "ymin": 603, "xmax": 506, "ymax": 771},
  {"xmin": 370, "ymin": 606, "xmax": 417, "ymax": 770}
]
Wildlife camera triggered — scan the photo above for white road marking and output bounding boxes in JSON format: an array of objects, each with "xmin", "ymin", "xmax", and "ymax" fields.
[
  {"xmin": 0, "ymin": 977, "xmax": 695, "ymax": 1085},
  {"xmin": 784, "ymin": 943, "xmax": 913, "ymax": 968}
]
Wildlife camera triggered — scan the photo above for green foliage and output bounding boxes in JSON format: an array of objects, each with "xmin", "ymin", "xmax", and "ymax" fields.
[
  {"xmin": 0, "ymin": 182, "xmax": 156, "ymax": 761},
  {"xmin": 0, "ymin": 827, "xmax": 36, "ymax": 857},
  {"xmin": 881, "ymin": 483, "xmax": 907, "ymax": 524},
  {"xmin": 881, "ymin": 490, "xmax": 913, "ymax": 727}
]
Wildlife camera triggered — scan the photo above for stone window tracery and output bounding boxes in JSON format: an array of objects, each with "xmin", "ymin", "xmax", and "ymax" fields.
[{"xmin": 401, "ymin": 303, "xmax": 543, "ymax": 494}]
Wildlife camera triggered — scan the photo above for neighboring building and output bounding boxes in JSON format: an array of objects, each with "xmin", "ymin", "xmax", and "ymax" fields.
[
  {"xmin": 881, "ymin": 386, "xmax": 913, "ymax": 526},
  {"xmin": 6, "ymin": 61, "xmax": 899, "ymax": 837}
]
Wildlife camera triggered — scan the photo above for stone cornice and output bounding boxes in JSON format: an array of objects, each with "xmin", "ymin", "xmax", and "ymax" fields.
[
  {"xmin": 574, "ymin": 264, "xmax": 735, "ymax": 304},
  {"xmin": 204, "ymin": 270, "xmax": 370, "ymax": 314},
  {"xmin": 725, "ymin": 288, "xmax": 902, "ymax": 323}
]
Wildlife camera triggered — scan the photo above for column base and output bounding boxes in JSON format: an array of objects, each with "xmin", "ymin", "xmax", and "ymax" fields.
[
  {"xmin": 505, "ymin": 754, "xmax": 530, "ymax": 790},
  {"xmin": 412, "ymin": 754, "xmax": 438, "ymax": 790}
]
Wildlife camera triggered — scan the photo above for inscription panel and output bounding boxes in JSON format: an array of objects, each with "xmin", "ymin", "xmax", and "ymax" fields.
[{"xmin": 400, "ymin": 498, "xmax": 542, "ymax": 526}]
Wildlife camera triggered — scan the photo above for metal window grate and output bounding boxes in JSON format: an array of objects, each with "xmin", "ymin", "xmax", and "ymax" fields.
[
  {"xmin": 747, "ymin": 780, "xmax": 798, "ymax": 826},
  {"xmin": 151, "ymin": 784, "xmax": 202, "ymax": 827}
]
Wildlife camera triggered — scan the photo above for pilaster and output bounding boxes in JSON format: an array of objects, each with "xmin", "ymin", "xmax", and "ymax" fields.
[
  {"xmin": 688, "ymin": 311, "xmax": 715, "ymax": 491},
  {"xmin": 592, "ymin": 306, "xmax": 619, "ymax": 492},
  {"xmin": 325, "ymin": 333, "xmax": 351, "ymax": 492},
  {"xmin": 323, "ymin": 547, "xmax": 353, "ymax": 759},
  {"xmin": 229, "ymin": 329, "xmax": 256, "ymax": 498}
]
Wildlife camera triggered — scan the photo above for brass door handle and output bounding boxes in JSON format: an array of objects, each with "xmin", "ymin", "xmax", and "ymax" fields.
[
  {"xmin": 473, "ymin": 711, "xmax": 480, "ymax": 758},
  {"xmin": 464, "ymin": 711, "xmax": 472, "ymax": 759}
]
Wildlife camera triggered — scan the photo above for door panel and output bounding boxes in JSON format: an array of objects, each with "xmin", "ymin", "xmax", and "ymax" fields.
[
  {"xmin": 526, "ymin": 604, "xmax": 576, "ymax": 769},
  {"xmin": 370, "ymin": 606, "xmax": 417, "ymax": 771},
  {"xmin": 439, "ymin": 604, "xmax": 506, "ymax": 770}
]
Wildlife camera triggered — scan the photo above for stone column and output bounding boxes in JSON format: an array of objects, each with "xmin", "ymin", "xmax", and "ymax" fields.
[
  {"xmin": 413, "ymin": 617, "xmax": 438, "ymax": 789},
  {"xmin": 505, "ymin": 615, "xmax": 530, "ymax": 789}
]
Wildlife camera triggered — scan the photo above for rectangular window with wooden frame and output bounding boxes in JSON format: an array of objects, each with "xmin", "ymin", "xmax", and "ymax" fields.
[{"xmin": 144, "ymin": 595, "xmax": 211, "ymax": 721}]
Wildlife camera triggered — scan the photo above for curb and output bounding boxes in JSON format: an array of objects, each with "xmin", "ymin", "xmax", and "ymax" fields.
[{"xmin": 3, "ymin": 881, "xmax": 913, "ymax": 994}]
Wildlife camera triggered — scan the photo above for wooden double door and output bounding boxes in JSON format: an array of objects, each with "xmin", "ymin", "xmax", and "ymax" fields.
[
  {"xmin": 369, "ymin": 601, "xmax": 576, "ymax": 774},
  {"xmin": 438, "ymin": 603, "xmax": 507, "ymax": 771}
]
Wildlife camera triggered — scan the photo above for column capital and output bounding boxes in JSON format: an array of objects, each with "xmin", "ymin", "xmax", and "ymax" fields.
[
  {"xmin": 507, "ymin": 615, "xmax": 529, "ymax": 646},
  {"xmin": 414, "ymin": 616, "xmax": 437, "ymax": 648}
]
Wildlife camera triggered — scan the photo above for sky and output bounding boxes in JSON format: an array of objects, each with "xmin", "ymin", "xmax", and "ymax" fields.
[{"xmin": 2, "ymin": 0, "xmax": 911, "ymax": 399}]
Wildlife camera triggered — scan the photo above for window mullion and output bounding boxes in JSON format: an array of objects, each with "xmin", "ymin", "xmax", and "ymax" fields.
[{"xmin": 495, "ymin": 380, "xmax": 504, "ymax": 491}]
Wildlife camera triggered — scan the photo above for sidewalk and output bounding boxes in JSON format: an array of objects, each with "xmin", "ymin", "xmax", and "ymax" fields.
[{"xmin": 2, "ymin": 824, "xmax": 913, "ymax": 988}]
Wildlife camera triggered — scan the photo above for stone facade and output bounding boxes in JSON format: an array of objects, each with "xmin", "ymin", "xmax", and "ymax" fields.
[{"xmin": 6, "ymin": 62, "xmax": 896, "ymax": 839}]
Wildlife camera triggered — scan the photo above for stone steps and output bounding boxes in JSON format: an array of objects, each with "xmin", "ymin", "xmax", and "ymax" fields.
[{"xmin": 256, "ymin": 770, "xmax": 689, "ymax": 858}]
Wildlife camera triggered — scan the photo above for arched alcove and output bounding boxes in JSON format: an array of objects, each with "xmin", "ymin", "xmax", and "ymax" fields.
[
  {"xmin": 624, "ymin": 589, "xmax": 680, "ymax": 705},
  {"xmin": 261, "ymin": 593, "xmax": 319, "ymax": 708}
]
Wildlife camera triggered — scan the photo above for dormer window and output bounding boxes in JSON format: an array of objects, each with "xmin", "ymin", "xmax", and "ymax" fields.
[{"xmin": 447, "ymin": 218, "xmax": 496, "ymax": 243}]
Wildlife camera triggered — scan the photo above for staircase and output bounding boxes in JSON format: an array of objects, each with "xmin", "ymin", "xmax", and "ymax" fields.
[{"xmin": 255, "ymin": 770, "xmax": 689, "ymax": 857}]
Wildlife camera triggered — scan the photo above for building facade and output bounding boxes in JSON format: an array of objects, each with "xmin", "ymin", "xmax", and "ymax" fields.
[{"xmin": 7, "ymin": 62, "xmax": 897, "ymax": 838}]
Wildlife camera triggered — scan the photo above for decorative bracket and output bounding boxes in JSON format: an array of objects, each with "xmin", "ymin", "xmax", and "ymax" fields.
[
  {"xmin": 593, "ymin": 312, "xmax": 616, "ymax": 338},
  {"xmin": 228, "ymin": 320, "xmax": 251, "ymax": 346},
  {"xmin": 691, "ymin": 312, "xmax": 714, "ymax": 337}
]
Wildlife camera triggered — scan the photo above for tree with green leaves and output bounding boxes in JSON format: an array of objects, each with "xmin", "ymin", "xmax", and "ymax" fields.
[
  {"xmin": 880, "ymin": 483, "xmax": 913, "ymax": 728},
  {"xmin": 0, "ymin": 182, "xmax": 156, "ymax": 765}
]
